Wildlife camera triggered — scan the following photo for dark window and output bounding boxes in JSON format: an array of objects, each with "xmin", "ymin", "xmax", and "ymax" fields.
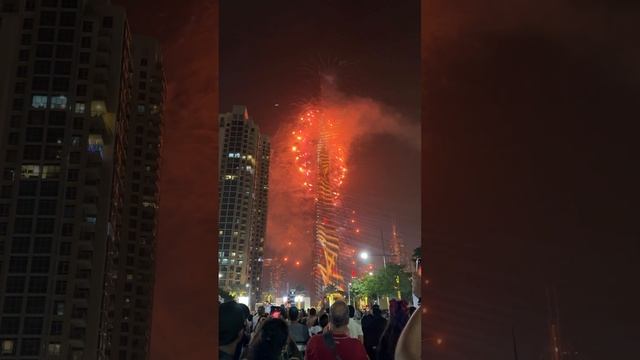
[
  {"xmin": 34, "ymin": 61, "xmax": 51, "ymax": 74},
  {"xmin": 38, "ymin": 28, "xmax": 55, "ymax": 42},
  {"xmin": 28, "ymin": 110, "xmax": 45, "ymax": 125},
  {"xmin": 14, "ymin": 82, "xmax": 25, "ymax": 93},
  {"xmin": 69, "ymin": 152, "xmax": 80, "ymax": 164},
  {"xmin": 50, "ymin": 321, "xmax": 63, "ymax": 335},
  {"xmin": 23, "ymin": 317, "xmax": 43, "ymax": 334},
  {"xmin": 14, "ymin": 218, "xmax": 32, "ymax": 234},
  {"xmin": 40, "ymin": 181, "xmax": 59, "ymax": 197},
  {"xmin": 20, "ymin": 338, "xmax": 40, "ymax": 356},
  {"xmin": 62, "ymin": 0, "xmax": 78, "ymax": 8},
  {"xmin": 16, "ymin": 199, "xmax": 36, "ymax": 215},
  {"xmin": 55, "ymin": 45, "xmax": 72, "ymax": 59},
  {"xmin": 78, "ymin": 68, "xmax": 88, "ymax": 80},
  {"xmin": 58, "ymin": 29, "xmax": 74, "ymax": 42},
  {"xmin": 82, "ymin": 21, "xmax": 92, "ymax": 32},
  {"xmin": 67, "ymin": 169, "xmax": 79, "ymax": 181},
  {"xmin": 81, "ymin": 36, "xmax": 91, "ymax": 48},
  {"xmin": 22, "ymin": 145, "xmax": 42, "ymax": 160},
  {"xmin": 3, "ymin": 297, "xmax": 22, "ymax": 314},
  {"xmin": 76, "ymin": 84, "xmax": 87, "ymax": 96},
  {"xmin": 12, "ymin": 98, "xmax": 23, "ymax": 111},
  {"xmin": 32, "ymin": 76, "xmax": 49, "ymax": 91},
  {"xmin": 73, "ymin": 118, "xmax": 83, "ymax": 130},
  {"xmin": 6, "ymin": 276, "xmax": 26, "ymax": 293},
  {"xmin": 9, "ymin": 256, "xmax": 28, "ymax": 273},
  {"xmin": 0, "ymin": 317, "xmax": 20, "ymax": 334},
  {"xmin": 65, "ymin": 187, "xmax": 76, "ymax": 200},
  {"xmin": 55, "ymin": 280, "xmax": 67, "ymax": 295},
  {"xmin": 61, "ymin": 223, "xmax": 73, "ymax": 236},
  {"xmin": 31, "ymin": 256, "xmax": 50, "ymax": 273},
  {"xmin": 41, "ymin": 0, "xmax": 58, "ymax": 6},
  {"xmin": 52, "ymin": 77, "xmax": 69, "ymax": 91},
  {"xmin": 38, "ymin": 200, "xmax": 57, "ymax": 215},
  {"xmin": 35, "ymin": 218, "xmax": 55, "ymax": 234},
  {"xmin": 33, "ymin": 238, "xmax": 52, "ymax": 253},
  {"xmin": 8, "ymin": 132, "xmax": 19, "ymax": 145},
  {"xmin": 59, "ymin": 12, "xmax": 76, "ymax": 27},
  {"xmin": 0, "ymin": 203, "xmax": 9, "ymax": 216},
  {"xmin": 17, "ymin": 65, "xmax": 28, "ymax": 78},
  {"xmin": 102, "ymin": 16, "xmax": 113, "ymax": 28},
  {"xmin": 140, "ymin": 58, "xmax": 148, "ymax": 66},
  {"xmin": 48, "ymin": 111, "xmax": 66, "ymax": 126},
  {"xmin": 40, "ymin": 11, "xmax": 56, "ymax": 26},
  {"xmin": 25, "ymin": 127, "xmax": 44, "ymax": 142},
  {"xmin": 5, "ymin": 151, "xmax": 17, "ymax": 163},
  {"xmin": 54, "ymin": 61, "xmax": 71, "ymax": 75},
  {"xmin": 19, "ymin": 181, "xmax": 38, "ymax": 196},
  {"xmin": 79, "ymin": 52, "xmax": 90, "ymax": 64},
  {"xmin": 44, "ymin": 146, "xmax": 62, "ymax": 160},
  {"xmin": 28, "ymin": 277, "xmax": 48, "ymax": 293},
  {"xmin": 47, "ymin": 128, "xmax": 65, "ymax": 143},
  {"xmin": 59, "ymin": 242, "xmax": 71, "ymax": 255},
  {"xmin": 23, "ymin": 18, "xmax": 34, "ymax": 29},
  {"xmin": 36, "ymin": 44, "xmax": 54, "ymax": 58},
  {"xmin": 21, "ymin": 33, "xmax": 32, "ymax": 45},
  {"xmin": 19, "ymin": 49, "xmax": 29, "ymax": 61},
  {"xmin": 57, "ymin": 261, "xmax": 69, "ymax": 275},
  {"xmin": 8, "ymin": 231, "xmax": 28, "ymax": 253}
]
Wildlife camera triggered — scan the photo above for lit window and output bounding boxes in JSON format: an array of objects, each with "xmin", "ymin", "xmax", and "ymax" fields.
[
  {"xmin": 21, "ymin": 165, "xmax": 41, "ymax": 179},
  {"xmin": 47, "ymin": 343, "xmax": 61, "ymax": 356},
  {"xmin": 50, "ymin": 95, "xmax": 67, "ymax": 109},
  {"xmin": 74, "ymin": 102, "xmax": 85, "ymax": 114},
  {"xmin": 137, "ymin": 105, "xmax": 145, "ymax": 113},
  {"xmin": 42, "ymin": 165, "xmax": 61, "ymax": 179},
  {"xmin": 86, "ymin": 217, "xmax": 96, "ymax": 224},
  {"xmin": 32, "ymin": 95, "xmax": 48, "ymax": 109},
  {"xmin": 88, "ymin": 134, "xmax": 104, "ymax": 157},
  {"xmin": 228, "ymin": 153, "xmax": 234, "ymax": 158},
  {"xmin": 1, "ymin": 340, "xmax": 14, "ymax": 355},
  {"xmin": 90, "ymin": 100, "xmax": 106, "ymax": 116}
]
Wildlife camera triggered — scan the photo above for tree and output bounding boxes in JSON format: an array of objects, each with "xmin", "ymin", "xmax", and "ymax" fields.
[{"xmin": 219, "ymin": 288, "xmax": 235, "ymax": 303}]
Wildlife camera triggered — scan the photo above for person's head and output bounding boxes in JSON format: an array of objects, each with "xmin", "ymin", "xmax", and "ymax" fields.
[
  {"xmin": 309, "ymin": 308, "xmax": 316, "ymax": 317},
  {"xmin": 246, "ymin": 318, "xmax": 289, "ymax": 360},
  {"xmin": 257, "ymin": 305, "xmax": 265, "ymax": 316},
  {"xmin": 319, "ymin": 313, "xmax": 329, "ymax": 328},
  {"xmin": 238, "ymin": 303, "xmax": 251, "ymax": 322},
  {"xmin": 219, "ymin": 301, "xmax": 246, "ymax": 351},
  {"xmin": 329, "ymin": 300, "xmax": 350, "ymax": 329},
  {"xmin": 348, "ymin": 304, "xmax": 355, "ymax": 319},
  {"xmin": 372, "ymin": 304, "xmax": 381, "ymax": 316},
  {"xmin": 289, "ymin": 307, "xmax": 299, "ymax": 321}
]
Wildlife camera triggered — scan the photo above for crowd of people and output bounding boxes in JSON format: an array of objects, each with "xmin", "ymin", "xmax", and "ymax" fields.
[
  {"xmin": 219, "ymin": 299, "xmax": 420, "ymax": 360},
  {"xmin": 219, "ymin": 259, "xmax": 423, "ymax": 359}
]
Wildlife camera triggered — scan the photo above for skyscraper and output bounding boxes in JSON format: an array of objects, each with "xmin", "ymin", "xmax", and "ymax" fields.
[
  {"xmin": 218, "ymin": 106, "xmax": 270, "ymax": 308},
  {"xmin": 98, "ymin": 35, "xmax": 165, "ymax": 360},
  {"xmin": 0, "ymin": 1, "xmax": 163, "ymax": 359}
]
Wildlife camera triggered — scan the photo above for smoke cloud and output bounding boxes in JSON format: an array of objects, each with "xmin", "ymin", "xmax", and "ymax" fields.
[{"xmin": 264, "ymin": 88, "xmax": 420, "ymax": 291}]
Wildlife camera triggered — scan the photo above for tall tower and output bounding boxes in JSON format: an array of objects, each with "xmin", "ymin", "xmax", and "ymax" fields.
[
  {"xmin": 218, "ymin": 106, "xmax": 270, "ymax": 308},
  {"xmin": 312, "ymin": 119, "xmax": 344, "ymax": 302},
  {"xmin": 389, "ymin": 222, "xmax": 409, "ymax": 267}
]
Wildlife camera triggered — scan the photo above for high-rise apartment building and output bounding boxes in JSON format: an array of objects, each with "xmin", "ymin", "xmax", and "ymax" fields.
[
  {"xmin": 0, "ymin": 1, "xmax": 163, "ymax": 359},
  {"xmin": 98, "ymin": 35, "xmax": 164, "ymax": 360},
  {"xmin": 218, "ymin": 106, "xmax": 269, "ymax": 308}
]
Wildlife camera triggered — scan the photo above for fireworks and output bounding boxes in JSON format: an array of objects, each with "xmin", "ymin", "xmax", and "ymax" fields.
[{"xmin": 291, "ymin": 107, "xmax": 347, "ymax": 204}]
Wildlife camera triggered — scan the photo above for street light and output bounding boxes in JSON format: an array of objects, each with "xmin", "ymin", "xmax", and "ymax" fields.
[{"xmin": 359, "ymin": 251, "xmax": 369, "ymax": 260}]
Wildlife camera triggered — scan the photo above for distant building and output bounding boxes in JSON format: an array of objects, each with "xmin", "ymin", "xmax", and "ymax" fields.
[
  {"xmin": 0, "ymin": 1, "xmax": 163, "ymax": 359},
  {"xmin": 218, "ymin": 106, "xmax": 270, "ymax": 308}
]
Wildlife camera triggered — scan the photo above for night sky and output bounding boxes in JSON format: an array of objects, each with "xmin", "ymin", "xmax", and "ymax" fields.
[
  {"xmin": 221, "ymin": 1, "xmax": 421, "ymax": 291},
  {"xmin": 423, "ymin": 0, "xmax": 640, "ymax": 359},
  {"xmin": 112, "ymin": 0, "xmax": 218, "ymax": 359}
]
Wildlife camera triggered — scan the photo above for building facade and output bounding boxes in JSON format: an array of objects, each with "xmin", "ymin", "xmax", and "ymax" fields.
[
  {"xmin": 218, "ymin": 106, "xmax": 269, "ymax": 308},
  {"xmin": 0, "ymin": 1, "xmax": 163, "ymax": 359}
]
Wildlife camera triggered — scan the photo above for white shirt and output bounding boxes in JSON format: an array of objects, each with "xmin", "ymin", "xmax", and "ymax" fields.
[{"xmin": 347, "ymin": 318, "xmax": 363, "ymax": 339}]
